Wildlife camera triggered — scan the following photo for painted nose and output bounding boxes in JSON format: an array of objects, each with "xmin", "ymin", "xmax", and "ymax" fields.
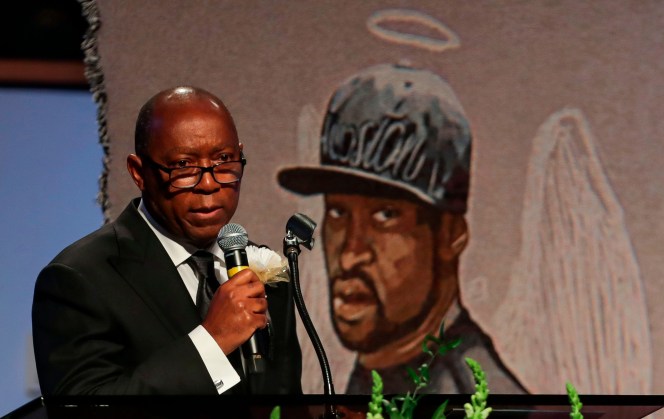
[{"xmin": 339, "ymin": 225, "xmax": 373, "ymax": 271}]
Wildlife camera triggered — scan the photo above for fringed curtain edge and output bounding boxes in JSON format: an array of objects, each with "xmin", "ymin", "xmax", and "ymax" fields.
[{"xmin": 79, "ymin": 0, "xmax": 111, "ymax": 222}]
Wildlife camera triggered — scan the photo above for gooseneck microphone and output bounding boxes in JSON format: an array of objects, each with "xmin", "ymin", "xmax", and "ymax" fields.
[{"xmin": 217, "ymin": 223, "xmax": 269, "ymax": 374}]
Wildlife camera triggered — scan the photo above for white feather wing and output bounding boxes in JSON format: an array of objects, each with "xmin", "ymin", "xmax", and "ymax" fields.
[{"xmin": 489, "ymin": 108, "xmax": 652, "ymax": 394}]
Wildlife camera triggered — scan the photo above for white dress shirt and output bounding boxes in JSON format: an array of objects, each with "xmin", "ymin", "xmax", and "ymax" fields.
[{"xmin": 137, "ymin": 200, "xmax": 240, "ymax": 394}]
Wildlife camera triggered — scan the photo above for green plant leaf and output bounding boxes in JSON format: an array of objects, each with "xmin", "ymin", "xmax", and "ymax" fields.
[
  {"xmin": 463, "ymin": 358, "xmax": 491, "ymax": 418},
  {"xmin": 439, "ymin": 337, "xmax": 462, "ymax": 355},
  {"xmin": 431, "ymin": 399, "xmax": 449, "ymax": 419},
  {"xmin": 566, "ymin": 382, "xmax": 583, "ymax": 419},
  {"xmin": 406, "ymin": 366, "xmax": 420, "ymax": 385},
  {"xmin": 420, "ymin": 364, "xmax": 430, "ymax": 382},
  {"xmin": 464, "ymin": 403, "xmax": 473, "ymax": 418},
  {"xmin": 437, "ymin": 321, "xmax": 447, "ymax": 339},
  {"xmin": 382, "ymin": 398, "xmax": 398, "ymax": 412},
  {"xmin": 384, "ymin": 402, "xmax": 404, "ymax": 419},
  {"xmin": 422, "ymin": 334, "xmax": 442, "ymax": 355},
  {"xmin": 386, "ymin": 411, "xmax": 403, "ymax": 419},
  {"xmin": 400, "ymin": 397, "xmax": 417, "ymax": 418},
  {"xmin": 269, "ymin": 405, "xmax": 281, "ymax": 419},
  {"xmin": 379, "ymin": 319, "xmax": 464, "ymax": 419},
  {"xmin": 369, "ymin": 370, "xmax": 385, "ymax": 417}
]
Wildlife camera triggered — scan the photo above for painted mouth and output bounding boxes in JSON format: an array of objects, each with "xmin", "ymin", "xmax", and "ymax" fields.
[{"xmin": 332, "ymin": 277, "xmax": 377, "ymax": 323}]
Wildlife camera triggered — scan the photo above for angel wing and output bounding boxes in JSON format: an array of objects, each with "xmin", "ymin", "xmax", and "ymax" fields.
[{"xmin": 487, "ymin": 108, "xmax": 652, "ymax": 394}]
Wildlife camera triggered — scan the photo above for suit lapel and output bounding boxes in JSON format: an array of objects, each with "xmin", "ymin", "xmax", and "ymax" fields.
[{"xmin": 109, "ymin": 200, "xmax": 201, "ymax": 337}]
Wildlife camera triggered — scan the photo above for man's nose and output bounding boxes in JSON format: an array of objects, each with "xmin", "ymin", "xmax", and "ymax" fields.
[
  {"xmin": 339, "ymin": 222, "xmax": 373, "ymax": 271},
  {"xmin": 195, "ymin": 170, "xmax": 221, "ymax": 192}
]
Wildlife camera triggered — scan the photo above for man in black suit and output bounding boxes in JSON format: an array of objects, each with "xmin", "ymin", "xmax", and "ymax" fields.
[{"xmin": 32, "ymin": 86, "xmax": 302, "ymax": 395}]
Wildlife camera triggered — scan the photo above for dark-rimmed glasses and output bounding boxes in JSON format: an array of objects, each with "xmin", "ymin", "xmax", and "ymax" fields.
[{"xmin": 142, "ymin": 154, "xmax": 247, "ymax": 189}]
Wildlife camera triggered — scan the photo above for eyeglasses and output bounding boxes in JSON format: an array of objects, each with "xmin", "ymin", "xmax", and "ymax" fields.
[{"xmin": 142, "ymin": 154, "xmax": 247, "ymax": 189}]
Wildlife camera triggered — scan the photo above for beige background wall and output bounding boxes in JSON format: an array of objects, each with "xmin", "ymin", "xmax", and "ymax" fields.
[{"xmin": 93, "ymin": 0, "xmax": 664, "ymax": 394}]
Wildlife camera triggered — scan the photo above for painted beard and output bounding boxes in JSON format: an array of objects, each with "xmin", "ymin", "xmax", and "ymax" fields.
[{"xmin": 329, "ymin": 267, "xmax": 438, "ymax": 353}]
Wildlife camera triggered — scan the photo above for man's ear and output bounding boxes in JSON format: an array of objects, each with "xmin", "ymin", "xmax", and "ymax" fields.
[
  {"xmin": 127, "ymin": 154, "xmax": 146, "ymax": 191},
  {"xmin": 436, "ymin": 212, "xmax": 469, "ymax": 262}
]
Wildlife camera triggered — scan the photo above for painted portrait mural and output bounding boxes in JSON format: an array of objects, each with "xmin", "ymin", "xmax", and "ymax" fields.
[
  {"xmin": 277, "ymin": 64, "xmax": 525, "ymax": 394},
  {"xmin": 79, "ymin": 0, "xmax": 660, "ymax": 397},
  {"xmin": 276, "ymin": 63, "xmax": 651, "ymax": 395}
]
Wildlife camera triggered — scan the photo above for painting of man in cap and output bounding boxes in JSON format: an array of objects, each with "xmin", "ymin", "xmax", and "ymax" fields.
[{"xmin": 278, "ymin": 64, "xmax": 524, "ymax": 394}]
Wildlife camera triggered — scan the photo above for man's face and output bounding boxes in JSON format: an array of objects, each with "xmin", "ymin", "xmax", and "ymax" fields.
[
  {"xmin": 133, "ymin": 99, "xmax": 242, "ymax": 248},
  {"xmin": 323, "ymin": 193, "xmax": 443, "ymax": 352}
]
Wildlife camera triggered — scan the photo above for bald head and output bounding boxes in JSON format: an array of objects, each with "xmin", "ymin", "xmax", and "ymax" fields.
[{"xmin": 134, "ymin": 86, "xmax": 236, "ymax": 156}]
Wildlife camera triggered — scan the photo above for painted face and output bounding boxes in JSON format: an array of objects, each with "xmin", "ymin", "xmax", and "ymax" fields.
[
  {"xmin": 323, "ymin": 193, "xmax": 440, "ymax": 352},
  {"xmin": 137, "ymin": 99, "xmax": 242, "ymax": 248}
]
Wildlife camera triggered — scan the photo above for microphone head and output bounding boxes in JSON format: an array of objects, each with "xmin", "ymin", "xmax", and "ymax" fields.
[{"xmin": 217, "ymin": 223, "xmax": 249, "ymax": 251}]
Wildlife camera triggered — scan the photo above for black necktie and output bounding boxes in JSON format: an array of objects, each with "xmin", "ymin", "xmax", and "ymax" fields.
[
  {"xmin": 189, "ymin": 250, "xmax": 219, "ymax": 320},
  {"xmin": 189, "ymin": 250, "xmax": 247, "ymax": 391}
]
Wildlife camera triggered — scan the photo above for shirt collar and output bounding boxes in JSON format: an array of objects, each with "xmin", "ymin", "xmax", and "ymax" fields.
[{"xmin": 137, "ymin": 199, "xmax": 225, "ymax": 267}]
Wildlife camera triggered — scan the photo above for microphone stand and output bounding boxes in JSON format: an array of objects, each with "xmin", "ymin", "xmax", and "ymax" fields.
[{"xmin": 283, "ymin": 214, "xmax": 338, "ymax": 419}]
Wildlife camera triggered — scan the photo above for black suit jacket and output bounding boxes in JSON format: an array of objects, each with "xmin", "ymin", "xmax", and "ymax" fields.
[{"xmin": 32, "ymin": 199, "xmax": 302, "ymax": 395}]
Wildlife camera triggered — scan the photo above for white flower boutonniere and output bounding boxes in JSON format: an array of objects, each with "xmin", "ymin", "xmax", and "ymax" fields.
[{"xmin": 246, "ymin": 245, "xmax": 290, "ymax": 286}]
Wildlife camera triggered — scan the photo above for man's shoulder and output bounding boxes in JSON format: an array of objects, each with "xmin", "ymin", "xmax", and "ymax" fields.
[{"xmin": 50, "ymin": 222, "xmax": 118, "ymax": 266}]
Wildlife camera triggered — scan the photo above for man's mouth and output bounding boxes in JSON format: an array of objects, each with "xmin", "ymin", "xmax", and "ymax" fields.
[
  {"xmin": 332, "ymin": 277, "xmax": 377, "ymax": 323},
  {"xmin": 189, "ymin": 206, "xmax": 223, "ymax": 223}
]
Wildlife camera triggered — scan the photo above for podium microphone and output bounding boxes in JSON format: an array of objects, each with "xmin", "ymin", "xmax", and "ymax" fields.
[{"xmin": 217, "ymin": 223, "xmax": 268, "ymax": 374}]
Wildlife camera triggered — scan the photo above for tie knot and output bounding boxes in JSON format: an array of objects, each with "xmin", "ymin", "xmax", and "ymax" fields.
[
  {"xmin": 189, "ymin": 251, "xmax": 216, "ymax": 282},
  {"xmin": 191, "ymin": 250, "xmax": 214, "ymax": 263}
]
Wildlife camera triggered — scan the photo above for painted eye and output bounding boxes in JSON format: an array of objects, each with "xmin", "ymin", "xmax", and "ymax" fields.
[
  {"xmin": 373, "ymin": 207, "xmax": 399, "ymax": 223},
  {"xmin": 326, "ymin": 207, "xmax": 345, "ymax": 219}
]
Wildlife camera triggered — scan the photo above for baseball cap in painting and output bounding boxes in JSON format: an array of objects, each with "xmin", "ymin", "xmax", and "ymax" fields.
[{"xmin": 278, "ymin": 64, "xmax": 471, "ymax": 213}]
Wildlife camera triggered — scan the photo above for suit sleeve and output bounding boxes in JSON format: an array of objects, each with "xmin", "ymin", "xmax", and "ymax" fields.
[{"xmin": 32, "ymin": 263, "xmax": 217, "ymax": 395}]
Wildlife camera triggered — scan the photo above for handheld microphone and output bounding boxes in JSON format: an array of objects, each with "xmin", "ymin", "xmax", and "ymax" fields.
[{"xmin": 217, "ymin": 223, "xmax": 268, "ymax": 374}]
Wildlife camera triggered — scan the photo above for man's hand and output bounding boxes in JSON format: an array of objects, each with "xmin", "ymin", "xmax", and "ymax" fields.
[{"xmin": 201, "ymin": 269, "xmax": 268, "ymax": 354}]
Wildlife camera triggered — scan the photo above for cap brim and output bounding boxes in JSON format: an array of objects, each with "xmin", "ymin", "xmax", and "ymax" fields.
[{"xmin": 277, "ymin": 165, "xmax": 437, "ymax": 207}]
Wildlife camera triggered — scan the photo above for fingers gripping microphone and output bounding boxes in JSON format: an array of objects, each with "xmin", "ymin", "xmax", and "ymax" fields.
[{"xmin": 217, "ymin": 223, "xmax": 268, "ymax": 374}]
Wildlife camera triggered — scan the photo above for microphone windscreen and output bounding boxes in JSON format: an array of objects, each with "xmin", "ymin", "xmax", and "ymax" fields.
[{"xmin": 217, "ymin": 223, "xmax": 249, "ymax": 251}]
